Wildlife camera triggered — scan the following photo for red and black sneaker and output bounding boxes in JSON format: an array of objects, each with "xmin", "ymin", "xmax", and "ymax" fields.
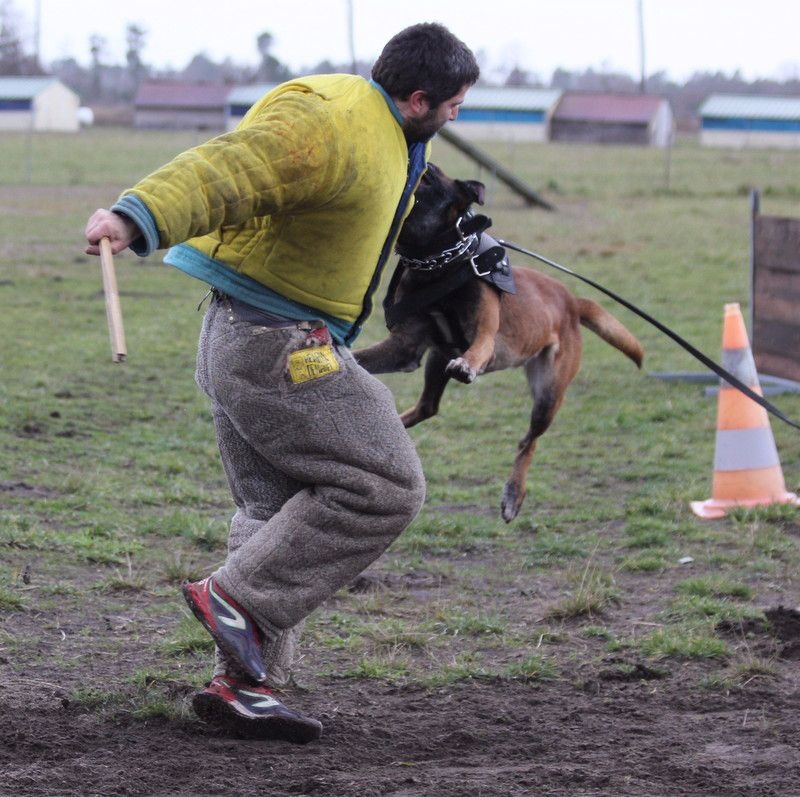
[
  {"xmin": 193, "ymin": 675, "xmax": 323, "ymax": 743},
  {"xmin": 182, "ymin": 576, "xmax": 267, "ymax": 684}
]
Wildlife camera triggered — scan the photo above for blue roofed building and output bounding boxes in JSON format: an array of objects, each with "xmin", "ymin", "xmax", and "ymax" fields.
[
  {"xmin": 699, "ymin": 94, "xmax": 800, "ymax": 149},
  {"xmin": 0, "ymin": 77, "xmax": 80, "ymax": 131},
  {"xmin": 225, "ymin": 84, "xmax": 278, "ymax": 130},
  {"xmin": 449, "ymin": 87, "xmax": 562, "ymax": 142}
]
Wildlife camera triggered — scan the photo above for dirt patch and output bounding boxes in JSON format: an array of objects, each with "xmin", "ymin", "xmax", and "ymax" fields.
[
  {"xmin": 2, "ymin": 582, "xmax": 800, "ymax": 797},
  {"xmin": 718, "ymin": 607, "xmax": 800, "ymax": 661},
  {"xmin": 1, "ymin": 670, "xmax": 799, "ymax": 796},
  {"xmin": 765, "ymin": 606, "xmax": 800, "ymax": 660},
  {"xmin": 0, "ymin": 481, "xmax": 58, "ymax": 499},
  {"xmin": 1, "ymin": 512, "xmax": 798, "ymax": 795}
]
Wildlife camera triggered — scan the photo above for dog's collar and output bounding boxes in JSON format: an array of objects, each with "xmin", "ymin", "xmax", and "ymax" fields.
[
  {"xmin": 395, "ymin": 212, "xmax": 493, "ymax": 272},
  {"xmin": 397, "ymin": 214, "xmax": 512, "ymax": 286}
]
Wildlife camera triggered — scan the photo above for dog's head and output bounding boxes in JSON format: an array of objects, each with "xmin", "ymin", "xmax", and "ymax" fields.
[{"xmin": 397, "ymin": 163, "xmax": 485, "ymax": 255}]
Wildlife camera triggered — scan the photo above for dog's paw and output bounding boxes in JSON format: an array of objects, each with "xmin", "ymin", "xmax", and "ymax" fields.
[
  {"xmin": 445, "ymin": 357, "xmax": 476, "ymax": 384},
  {"xmin": 501, "ymin": 482, "xmax": 524, "ymax": 523}
]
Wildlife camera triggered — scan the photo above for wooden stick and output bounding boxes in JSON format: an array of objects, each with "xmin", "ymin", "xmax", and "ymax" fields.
[{"xmin": 99, "ymin": 237, "xmax": 127, "ymax": 363}]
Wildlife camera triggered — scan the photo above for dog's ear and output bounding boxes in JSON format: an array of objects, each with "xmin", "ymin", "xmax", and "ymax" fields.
[{"xmin": 456, "ymin": 179, "xmax": 485, "ymax": 206}]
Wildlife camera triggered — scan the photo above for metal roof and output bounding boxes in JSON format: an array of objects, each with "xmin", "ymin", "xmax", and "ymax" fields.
[
  {"xmin": 226, "ymin": 84, "xmax": 563, "ymax": 112},
  {"xmin": 0, "ymin": 76, "xmax": 63, "ymax": 99},
  {"xmin": 553, "ymin": 93, "xmax": 668, "ymax": 123},
  {"xmin": 134, "ymin": 82, "xmax": 232, "ymax": 108},
  {"xmin": 699, "ymin": 94, "xmax": 800, "ymax": 120},
  {"xmin": 461, "ymin": 87, "xmax": 562, "ymax": 111},
  {"xmin": 227, "ymin": 84, "xmax": 279, "ymax": 105}
]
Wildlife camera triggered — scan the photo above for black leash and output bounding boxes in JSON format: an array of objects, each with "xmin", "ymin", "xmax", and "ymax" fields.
[{"xmin": 499, "ymin": 239, "xmax": 800, "ymax": 432}]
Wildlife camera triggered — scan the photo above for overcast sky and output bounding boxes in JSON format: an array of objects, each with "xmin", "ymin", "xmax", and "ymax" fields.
[{"xmin": 12, "ymin": 0, "xmax": 800, "ymax": 83}]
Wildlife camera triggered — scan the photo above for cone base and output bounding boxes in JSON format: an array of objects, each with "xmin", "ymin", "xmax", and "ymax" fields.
[
  {"xmin": 712, "ymin": 464, "xmax": 787, "ymax": 502},
  {"xmin": 690, "ymin": 492, "xmax": 800, "ymax": 520}
]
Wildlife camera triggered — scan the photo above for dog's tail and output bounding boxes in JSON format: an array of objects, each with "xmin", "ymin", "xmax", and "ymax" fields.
[{"xmin": 577, "ymin": 298, "xmax": 644, "ymax": 368}]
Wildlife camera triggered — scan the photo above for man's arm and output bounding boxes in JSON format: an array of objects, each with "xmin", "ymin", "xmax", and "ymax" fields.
[{"xmin": 84, "ymin": 90, "xmax": 344, "ymax": 258}]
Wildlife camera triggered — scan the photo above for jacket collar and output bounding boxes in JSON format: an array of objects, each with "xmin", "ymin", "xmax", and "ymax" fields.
[{"xmin": 369, "ymin": 79, "xmax": 405, "ymax": 127}]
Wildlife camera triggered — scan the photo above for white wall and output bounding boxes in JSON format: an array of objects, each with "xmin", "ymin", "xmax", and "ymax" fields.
[
  {"xmin": 447, "ymin": 120, "xmax": 548, "ymax": 143},
  {"xmin": 700, "ymin": 129, "xmax": 800, "ymax": 149},
  {"xmin": 0, "ymin": 110, "xmax": 33, "ymax": 130},
  {"xmin": 33, "ymin": 82, "xmax": 79, "ymax": 132},
  {"xmin": 650, "ymin": 102, "xmax": 675, "ymax": 148}
]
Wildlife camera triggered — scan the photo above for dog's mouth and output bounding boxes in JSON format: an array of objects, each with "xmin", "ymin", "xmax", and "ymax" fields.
[
  {"xmin": 396, "ymin": 163, "xmax": 487, "ymax": 260},
  {"xmin": 396, "ymin": 209, "xmax": 471, "ymax": 257}
]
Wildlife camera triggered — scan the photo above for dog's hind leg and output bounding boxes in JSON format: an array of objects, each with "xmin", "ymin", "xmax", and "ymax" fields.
[
  {"xmin": 400, "ymin": 350, "xmax": 451, "ymax": 428},
  {"xmin": 501, "ymin": 343, "xmax": 577, "ymax": 522}
]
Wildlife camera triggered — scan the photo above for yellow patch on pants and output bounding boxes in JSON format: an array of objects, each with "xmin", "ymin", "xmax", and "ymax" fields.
[{"xmin": 287, "ymin": 345, "xmax": 340, "ymax": 384}]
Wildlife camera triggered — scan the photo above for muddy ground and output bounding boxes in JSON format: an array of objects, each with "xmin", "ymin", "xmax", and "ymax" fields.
[{"xmin": 1, "ymin": 568, "xmax": 799, "ymax": 797}]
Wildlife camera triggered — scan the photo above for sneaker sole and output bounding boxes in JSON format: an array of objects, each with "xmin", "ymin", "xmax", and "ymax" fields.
[
  {"xmin": 181, "ymin": 582, "xmax": 267, "ymax": 684},
  {"xmin": 192, "ymin": 691, "xmax": 323, "ymax": 744}
]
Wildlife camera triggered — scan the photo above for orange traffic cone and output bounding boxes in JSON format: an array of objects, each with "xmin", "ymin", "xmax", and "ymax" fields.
[{"xmin": 691, "ymin": 303, "xmax": 799, "ymax": 519}]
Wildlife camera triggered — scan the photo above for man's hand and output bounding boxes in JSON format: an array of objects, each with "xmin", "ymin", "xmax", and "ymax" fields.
[{"xmin": 85, "ymin": 209, "xmax": 139, "ymax": 256}]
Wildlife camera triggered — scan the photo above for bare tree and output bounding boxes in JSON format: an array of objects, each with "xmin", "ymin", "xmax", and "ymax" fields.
[
  {"xmin": 125, "ymin": 23, "xmax": 147, "ymax": 89},
  {"xmin": 89, "ymin": 34, "xmax": 106, "ymax": 99},
  {"xmin": 255, "ymin": 31, "xmax": 291, "ymax": 82},
  {"xmin": 0, "ymin": 0, "xmax": 24, "ymax": 74}
]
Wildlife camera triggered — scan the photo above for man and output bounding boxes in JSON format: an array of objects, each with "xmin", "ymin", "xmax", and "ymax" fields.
[{"xmin": 85, "ymin": 22, "xmax": 478, "ymax": 743}]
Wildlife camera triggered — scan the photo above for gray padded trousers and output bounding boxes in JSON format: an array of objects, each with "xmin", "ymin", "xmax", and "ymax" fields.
[{"xmin": 195, "ymin": 295, "xmax": 426, "ymax": 683}]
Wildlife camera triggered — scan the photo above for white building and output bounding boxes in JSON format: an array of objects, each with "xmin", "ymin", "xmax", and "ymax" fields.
[
  {"xmin": 0, "ymin": 77, "xmax": 80, "ymax": 132},
  {"xmin": 699, "ymin": 95, "xmax": 800, "ymax": 149},
  {"xmin": 449, "ymin": 87, "xmax": 562, "ymax": 142},
  {"xmin": 225, "ymin": 84, "xmax": 279, "ymax": 131}
]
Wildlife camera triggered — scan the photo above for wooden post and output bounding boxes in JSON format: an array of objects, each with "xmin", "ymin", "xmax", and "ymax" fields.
[
  {"xmin": 749, "ymin": 189, "xmax": 759, "ymax": 338},
  {"xmin": 436, "ymin": 126, "xmax": 555, "ymax": 210},
  {"xmin": 99, "ymin": 237, "xmax": 127, "ymax": 363}
]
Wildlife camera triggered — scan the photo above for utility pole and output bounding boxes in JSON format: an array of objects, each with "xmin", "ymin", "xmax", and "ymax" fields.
[
  {"xmin": 347, "ymin": 0, "xmax": 356, "ymax": 75},
  {"xmin": 637, "ymin": 0, "xmax": 646, "ymax": 93},
  {"xmin": 33, "ymin": 0, "xmax": 42, "ymax": 70}
]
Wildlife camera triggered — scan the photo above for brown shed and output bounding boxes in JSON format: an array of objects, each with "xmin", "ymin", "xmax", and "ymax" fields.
[
  {"xmin": 133, "ymin": 82, "xmax": 232, "ymax": 130},
  {"xmin": 550, "ymin": 93, "xmax": 674, "ymax": 147}
]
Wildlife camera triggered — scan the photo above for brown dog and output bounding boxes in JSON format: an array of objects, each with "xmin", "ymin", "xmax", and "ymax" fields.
[{"xmin": 355, "ymin": 163, "xmax": 644, "ymax": 521}]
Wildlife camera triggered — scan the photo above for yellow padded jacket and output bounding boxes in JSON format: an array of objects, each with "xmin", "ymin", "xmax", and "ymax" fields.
[{"xmin": 113, "ymin": 75, "xmax": 429, "ymax": 344}]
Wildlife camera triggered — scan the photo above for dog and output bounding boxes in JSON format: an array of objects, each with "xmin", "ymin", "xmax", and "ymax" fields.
[{"xmin": 354, "ymin": 163, "xmax": 644, "ymax": 522}]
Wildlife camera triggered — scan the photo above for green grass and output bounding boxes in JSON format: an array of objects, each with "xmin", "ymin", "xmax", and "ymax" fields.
[
  {"xmin": 545, "ymin": 561, "xmax": 620, "ymax": 621},
  {"xmin": 701, "ymin": 656, "xmax": 779, "ymax": 691},
  {"xmin": 161, "ymin": 614, "xmax": 216, "ymax": 656},
  {"xmin": 637, "ymin": 625, "xmax": 730, "ymax": 659},
  {"xmin": 675, "ymin": 577, "xmax": 754, "ymax": 600},
  {"xmin": 1, "ymin": 129, "xmax": 798, "ymax": 697},
  {"xmin": 506, "ymin": 654, "xmax": 559, "ymax": 683}
]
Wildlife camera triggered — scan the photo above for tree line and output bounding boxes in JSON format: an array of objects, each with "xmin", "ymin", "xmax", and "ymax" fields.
[{"xmin": 1, "ymin": 3, "xmax": 798, "ymax": 126}]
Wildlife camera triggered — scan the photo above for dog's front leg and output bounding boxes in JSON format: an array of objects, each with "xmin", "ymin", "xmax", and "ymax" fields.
[{"xmin": 446, "ymin": 283, "xmax": 501, "ymax": 384}]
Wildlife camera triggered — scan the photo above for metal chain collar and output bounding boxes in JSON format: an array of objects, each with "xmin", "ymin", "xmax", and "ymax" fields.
[{"xmin": 397, "ymin": 215, "xmax": 479, "ymax": 272}]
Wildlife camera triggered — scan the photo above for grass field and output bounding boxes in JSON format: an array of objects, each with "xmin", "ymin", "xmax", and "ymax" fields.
[{"xmin": 1, "ymin": 127, "xmax": 799, "ymax": 793}]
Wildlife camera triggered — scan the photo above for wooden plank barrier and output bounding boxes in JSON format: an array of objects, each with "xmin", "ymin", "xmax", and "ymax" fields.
[{"xmin": 750, "ymin": 191, "xmax": 800, "ymax": 385}]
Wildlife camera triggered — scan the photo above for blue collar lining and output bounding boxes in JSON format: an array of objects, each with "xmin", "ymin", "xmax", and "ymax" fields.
[{"xmin": 369, "ymin": 79, "xmax": 405, "ymax": 126}]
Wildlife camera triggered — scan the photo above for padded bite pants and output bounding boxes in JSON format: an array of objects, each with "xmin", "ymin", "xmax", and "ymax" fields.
[{"xmin": 195, "ymin": 296, "xmax": 426, "ymax": 685}]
